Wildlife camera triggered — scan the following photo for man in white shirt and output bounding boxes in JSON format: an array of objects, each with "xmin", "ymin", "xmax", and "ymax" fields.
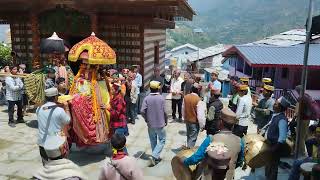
[
  {"xmin": 170, "ymin": 70, "xmax": 184, "ymax": 121},
  {"xmin": 205, "ymin": 71, "xmax": 222, "ymax": 103},
  {"xmin": 234, "ymin": 84, "xmax": 252, "ymax": 138},
  {"xmin": 36, "ymin": 87, "xmax": 71, "ymax": 164},
  {"xmin": 133, "ymin": 65, "xmax": 142, "ymax": 115}
]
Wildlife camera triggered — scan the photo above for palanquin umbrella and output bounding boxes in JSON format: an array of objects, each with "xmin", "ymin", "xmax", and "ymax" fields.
[
  {"xmin": 68, "ymin": 32, "xmax": 116, "ymax": 65},
  {"xmin": 40, "ymin": 32, "xmax": 66, "ymax": 54}
]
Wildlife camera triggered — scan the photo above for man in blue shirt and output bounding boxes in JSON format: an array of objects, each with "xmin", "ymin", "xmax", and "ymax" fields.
[
  {"xmin": 182, "ymin": 108, "xmax": 244, "ymax": 180},
  {"xmin": 265, "ymin": 96, "xmax": 290, "ymax": 180}
]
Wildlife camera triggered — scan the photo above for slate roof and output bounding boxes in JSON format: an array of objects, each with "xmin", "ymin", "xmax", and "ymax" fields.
[
  {"xmin": 246, "ymin": 29, "xmax": 320, "ymax": 46},
  {"xmin": 222, "ymin": 44, "xmax": 320, "ymax": 68}
]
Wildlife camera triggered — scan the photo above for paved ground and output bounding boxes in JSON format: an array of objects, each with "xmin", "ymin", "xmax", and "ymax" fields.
[{"xmin": 0, "ymin": 98, "xmax": 293, "ymax": 180}]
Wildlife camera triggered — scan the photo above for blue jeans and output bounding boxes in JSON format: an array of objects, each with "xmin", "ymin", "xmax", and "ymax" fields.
[
  {"xmin": 288, "ymin": 157, "xmax": 312, "ymax": 180},
  {"xmin": 186, "ymin": 122, "xmax": 200, "ymax": 148},
  {"xmin": 148, "ymin": 127, "xmax": 166, "ymax": 159}
]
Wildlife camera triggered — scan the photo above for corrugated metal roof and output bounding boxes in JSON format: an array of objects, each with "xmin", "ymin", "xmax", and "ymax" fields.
[
  {"xmin": 187, "ymin": 44, "xmax": 227, "ymax": 62},
  {"xmin": 227, "ymin": 44, "xmax": 320, "ymax": 67}
]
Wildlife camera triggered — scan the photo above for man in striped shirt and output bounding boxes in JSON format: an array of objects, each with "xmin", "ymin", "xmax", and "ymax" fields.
[{"xmin": 5, "ymin": 65, "xmax": 24, "ymax": 127}]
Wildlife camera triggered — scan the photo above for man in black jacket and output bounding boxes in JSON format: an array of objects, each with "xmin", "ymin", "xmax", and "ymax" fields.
[{"xmin": 205, "ymin": 89, "xmax": 224, "ymax": 135}]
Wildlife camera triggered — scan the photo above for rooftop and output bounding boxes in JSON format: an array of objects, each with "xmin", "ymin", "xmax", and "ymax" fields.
[
  {"xmin": 170, "ymin": 43, "xmax": 200, "ymax": 52},
  {"xmin": 186, "ymin": 44, "xmax": 230, "ymax": 62},
  {"xmin": 223, "ymin": 44, "xmax": 320, "ymax": 69},
  {"xmin": 246, "ymin": 29, "xmax": 320, "ymax": 46}
]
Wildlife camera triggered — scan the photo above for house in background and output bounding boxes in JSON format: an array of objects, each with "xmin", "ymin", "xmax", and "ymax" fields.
[
  {"xmin": 165, "ymin": 43, "xmax": 200, "ymax": 70},
  {"xmin": 222, "ymin": 44, "xmax": 320, "ymax": 100},
  {"xmin": 186, "ymin": 44, "xmax": 231, "ymax": 71}
]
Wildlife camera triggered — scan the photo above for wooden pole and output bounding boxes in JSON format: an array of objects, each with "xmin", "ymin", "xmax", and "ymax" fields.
[
  {"xmin": 295, "ymin": 0, "xmax": 313, "ymax": 159},
  {"xmin": 30, "ymin": 12, "xmax": 41, "ymax": 69}
]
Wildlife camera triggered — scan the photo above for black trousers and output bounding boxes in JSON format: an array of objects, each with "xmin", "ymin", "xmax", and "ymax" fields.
[
  {"xmin": 8, "ymin": 100, "xmax": 23, "ymax": 123},
  {"xmin": 232, "ymin": 124, "xmax": 248, "ymax": 138},
  {"xmin": 171, "ymin": 98, "xmax": 182, "ymax": 119}
]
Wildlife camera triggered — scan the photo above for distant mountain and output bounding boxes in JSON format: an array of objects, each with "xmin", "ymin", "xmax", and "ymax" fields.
[{"xmin": 167, "ymin": 0, "xmax": 320, "ymax": 49}]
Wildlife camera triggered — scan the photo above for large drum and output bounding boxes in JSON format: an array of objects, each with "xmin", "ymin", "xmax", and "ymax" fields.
[
  {"xmin": 244, "ymin": 134, "xmax": 272, "ymax": 168},
  {"xmin": 171, "ymin": 147, "xmax": 201, "ymax": 180}
]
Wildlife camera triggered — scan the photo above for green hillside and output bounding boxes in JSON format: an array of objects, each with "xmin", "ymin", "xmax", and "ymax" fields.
[{"xmin": 167, "ymin": 0, "xmax": 320, "ymax": 49}]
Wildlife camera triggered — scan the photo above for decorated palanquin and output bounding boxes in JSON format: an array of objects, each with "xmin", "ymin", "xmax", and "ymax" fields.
[{"xmin": 65, "ymin": 32, "xmax": 116, "ymax": 146}]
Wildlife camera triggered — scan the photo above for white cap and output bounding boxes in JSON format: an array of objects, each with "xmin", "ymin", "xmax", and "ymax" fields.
[{"xmin": 45, "ymin": 88, "xmax": 59, "ymax": 97}]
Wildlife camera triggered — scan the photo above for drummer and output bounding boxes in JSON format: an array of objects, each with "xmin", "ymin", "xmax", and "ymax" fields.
[
  {"xmin": 254, "ymin": 85, "xmax": 275, "ymax": 134},
  {"xmin": 288, "ymin": 127, "xmax": 320, "ymax": 180},
  {"xmin": 265, "ymin": 96, "xmax": 290, "ymax": 180},
  {"xmin": 182, "ymin": 108, "xmax": 244, "ymax": 180}
]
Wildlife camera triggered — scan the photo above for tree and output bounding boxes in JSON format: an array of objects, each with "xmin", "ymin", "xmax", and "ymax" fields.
[{"xmin": 0, "ymin": 43, "xmax": 12, "ymax": 67}]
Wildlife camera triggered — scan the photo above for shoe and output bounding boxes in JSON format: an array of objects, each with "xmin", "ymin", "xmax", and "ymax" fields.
[
  {"xmin": 178, "ymin": 118, "xmax": 183, "ymax": 123},
  {"xmin": 148, "ymin": 156, "xmax": 162, "ymax": 167},
  {"xmin": 16, "ymin": 119, "xmax": 25, "ymax": 123},
  {"xmin": 148, "ymin": 156, "xmax": 156, "ymax": 167},
  {"xmin": 8, "ymin": 122, "xmax": 16, "ymax": 128},
  {"xmin": 279, "ymin": 161, "xmax": 292, "ymax": 169},
  {"xmin": 131, "ymin": 121, "xmax": 135, "ymax": 125}
]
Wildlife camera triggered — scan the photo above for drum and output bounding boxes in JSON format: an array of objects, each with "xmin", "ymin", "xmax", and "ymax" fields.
[
  {"xmin": 300, "ymin": 162, "xmax": 317, "ymax": 178},
  {"xmin": 171, "ymin": 147, "xmax": 199, "ymax": 180},
  {"xmin": 244, "ymin": 134, "xmax": 272, "ymax": 168},
  {"xmin": 244, "ymin": 134, "xmax": 265, "ymax": 144}
]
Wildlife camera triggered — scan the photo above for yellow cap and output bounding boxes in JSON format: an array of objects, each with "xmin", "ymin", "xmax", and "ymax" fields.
[
  {"xmin": 239, "ymin": 84, "xmax": 249, "ymax": 91},
  {"xmin": 240, "ymin": 77, "xmax": 249, "ymax": 82},
  {"xmin": 262, "ymin": 78, "xmax": 272, "ymax": 83},
  {"xmin": 150, "ymin": 81, "xmax": 161, "ymax": 89},
  {"xmin": 263, "ymin": 85, "xmax": 274, "ymax": 91}
]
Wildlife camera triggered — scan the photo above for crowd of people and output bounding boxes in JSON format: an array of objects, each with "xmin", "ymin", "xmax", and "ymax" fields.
[{"xmin": 1, "ymin": 61, "xmax": 320, "ymax": 179}]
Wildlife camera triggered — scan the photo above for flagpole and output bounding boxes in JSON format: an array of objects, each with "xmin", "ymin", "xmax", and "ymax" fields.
[{"xmin": 294, "ymin": 0, "xmax": 313, "ymax": 159}]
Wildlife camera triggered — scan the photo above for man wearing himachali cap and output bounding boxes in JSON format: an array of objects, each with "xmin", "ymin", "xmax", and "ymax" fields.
[
  {"xmin": 36, "ymin": 87, "xmax": 71, "ymax": 164},
  {"xmin": 141, "ymin": 81, "xmax": 168, "ymax": 167},
  {"xmin": 254, "ymin": 85, "xmax": 275, "ymax": 133},
  {"xmin": 233, "ymin": 84, "xmax": 252, "ymax": 138},
  {"xmin": 265, "ymin": 96, "xmax": 291, "ymax": 180},
  {"xmin": 182, "ymin": 108, "xmax": 245, "ymax": 180}
]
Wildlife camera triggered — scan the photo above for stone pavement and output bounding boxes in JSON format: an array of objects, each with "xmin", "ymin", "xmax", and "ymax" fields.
[{"xmin": 0, "ymin": 100, "xmax": 292, "ymax": 180}]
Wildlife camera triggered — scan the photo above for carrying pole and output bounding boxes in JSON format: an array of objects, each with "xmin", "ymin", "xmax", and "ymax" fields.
[{"xmin": 294, "ymin": 0, "xmax": 313, "ymax": 159}]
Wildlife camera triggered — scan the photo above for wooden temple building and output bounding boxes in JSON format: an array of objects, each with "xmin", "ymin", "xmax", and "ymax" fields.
[{"xmin": 0, "ymin": 0, "xmax": 195, "ymax": 87}]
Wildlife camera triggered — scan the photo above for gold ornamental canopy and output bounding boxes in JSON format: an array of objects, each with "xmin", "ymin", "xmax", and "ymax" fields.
[{"xmin": 68, "ymin": 32, "xmax": 116, "ymax": 65}]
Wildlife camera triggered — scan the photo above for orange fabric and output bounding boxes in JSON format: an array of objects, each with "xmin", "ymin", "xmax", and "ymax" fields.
[
  {"xmin": 120, "ymin": 84, "xmax": 126, "ymax": 97},
  {"xmin": 183, "ymin": 94, "xmax": 200, "ymax": 123}
]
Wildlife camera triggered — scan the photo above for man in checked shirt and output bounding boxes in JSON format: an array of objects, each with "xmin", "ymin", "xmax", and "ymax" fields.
[{"xmin": 5, "ymin": 65, "xmax": 24, "ymax": 127}]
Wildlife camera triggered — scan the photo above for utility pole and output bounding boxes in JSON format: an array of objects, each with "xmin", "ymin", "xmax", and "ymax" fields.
[{"xmin": 294, "ymin": 0, "xmax": 313, "ymax": 159}]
